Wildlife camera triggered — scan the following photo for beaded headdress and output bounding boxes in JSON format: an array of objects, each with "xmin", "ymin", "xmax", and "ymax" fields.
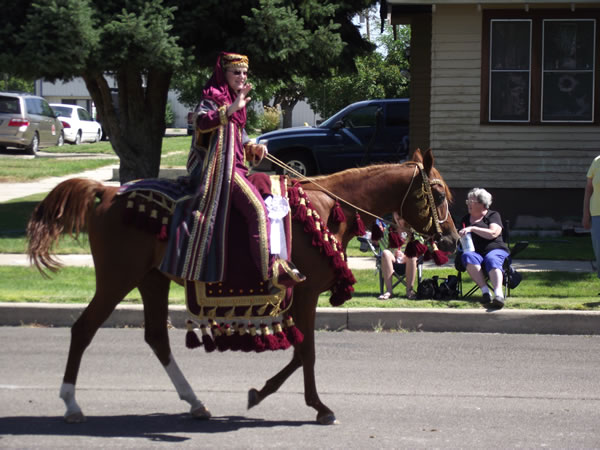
[{"xmin": 221, "ymin": 53, "xmax": 249, "ymax": 70}]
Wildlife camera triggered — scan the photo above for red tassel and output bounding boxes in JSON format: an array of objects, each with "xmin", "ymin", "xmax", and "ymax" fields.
[
  {"xmin": 433, "ymin": 249, "xmax": 449, "ymax": 266},
  {"xmin": 242, "ymin": 324, "xmax": 254, "ymax": 352},
  {"xmin": 288, "ymin": 186, "xmax": 300, "ymax": 207},
  {"xmin": 332, "ymin": 200, "xmax": 346, "ymax": 224},
  {"xmin": 249, "ymin": 324, "xmax": 265, "ymax": 353},
  {"xmin": 292, "ymin": 199, "xmax": 307, "ymax": 222},
  {"xmin": 322, "ymin": 233, "xmax": 335, "ymax": 257},
  {"xmin": 371, "ymin": 222, "xmax": 384, "ymax": 241},
  {"xmin": 352, "ymin": 212, "xmax": 366, "ymax": 236},
  {"xmin": 272, "ymin": 321, "xmax": 290, "ymax": 349},
  {"xmin": 261, "ymin": 324, "xmax": 280, "ymax": 350},
  {"xmin": 230, "ymin": 322, "xmax": 243, "ymax": 351},
  {"xmin": 200, "ymin": 324, "xmax": 216, "ymax": 353},
  {"xmin": 224, "ymin": 324, "xmax": 235, "ymax": 350},
  {"xmin": 185, "ymin": 320, "xmax": 202, "ymax": 349},
  {"xmin": 405, "ymin": 241, "xmax": 428, "ymax": 257},
  {"xmin": 388, "ymin": 230, "xmax": 405, "ymax": 249},
  {"xmin": 213, "ymin": 324, "xmax": 229, "ymax": 352},
  {"xmin": 284, "ymin": 316, "xmax": 304, "ymax": 346}
]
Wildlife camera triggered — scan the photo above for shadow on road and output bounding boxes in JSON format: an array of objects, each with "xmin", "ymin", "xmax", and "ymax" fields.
[{"xmin": 0, "ymin": 414, "xmax": 314, "ymax": 441}]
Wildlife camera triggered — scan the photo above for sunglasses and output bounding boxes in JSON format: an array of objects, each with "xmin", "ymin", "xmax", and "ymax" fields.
[{"xmin": 228, "ymin": 70, "xmax": 248, "ymax": 76}]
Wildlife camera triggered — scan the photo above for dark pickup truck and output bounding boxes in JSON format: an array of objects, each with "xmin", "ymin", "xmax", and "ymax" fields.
[{"xmin": 255, "ymin": 98, "xmax": 410, "ymax": 176}]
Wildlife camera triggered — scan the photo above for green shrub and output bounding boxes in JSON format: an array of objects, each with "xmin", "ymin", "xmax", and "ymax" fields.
[
  {"xmin": 165, "ymin": 102, "xmax": 175, "ymax": 127},
  {"xmin": 259, "ymin": 105, "xmax": 281, "ymax": 133}
]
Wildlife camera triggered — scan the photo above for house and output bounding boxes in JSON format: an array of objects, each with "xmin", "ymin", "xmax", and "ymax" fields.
[
  {"xmin": 35, "ymin": 78, "xmax": 191, "ymax": 129},
  {"xmin": 388, "ymin": 0, "xmax": 600, "ymax": 227},
  {"xmin": 36, "ymin": 79, "xmax": 320, "ymax": 131}
]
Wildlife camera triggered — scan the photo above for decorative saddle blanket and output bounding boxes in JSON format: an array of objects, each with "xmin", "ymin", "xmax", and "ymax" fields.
[{"xmin": 117, "ymin": 174, "xmax": 294, "ymax": 321}]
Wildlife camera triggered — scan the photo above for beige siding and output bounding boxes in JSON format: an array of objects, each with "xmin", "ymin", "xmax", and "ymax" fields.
[{"xmin": 430, "ymin": 4, "xmax": 600, "ymax": 189}]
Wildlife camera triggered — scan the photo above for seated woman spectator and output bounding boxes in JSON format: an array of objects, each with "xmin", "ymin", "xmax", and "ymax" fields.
[
  {"xmin": 459, "ymin": 188, "xmax": 509, "ymax": 309},
  {"xmin": 377, "ymin": 213, "xmax": 418, "ymax": 300}
]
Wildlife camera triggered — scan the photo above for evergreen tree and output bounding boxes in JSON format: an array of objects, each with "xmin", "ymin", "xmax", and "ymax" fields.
[{"xmin": 0, "ymin": 0, "xmax": 375, "ymax": 181}]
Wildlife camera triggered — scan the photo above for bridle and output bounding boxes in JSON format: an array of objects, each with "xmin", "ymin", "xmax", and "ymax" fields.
[
  {"xmin": 266, "ymin": 152, "xmax": 449, "ymax": 237},
  {"xmin": 399, "ymin": 162, "xmax": 450, "ymax": 238}
]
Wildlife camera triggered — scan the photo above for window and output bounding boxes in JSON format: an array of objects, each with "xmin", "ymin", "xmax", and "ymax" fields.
[
  {"xmin": 482, "ymin": 10, "xmax": 599, "ymax": 124},
  {"xmin": 344, "ymin": 105, "xmax": 379, "ymax": 127},
  {"xmin": 78, "ymin": 108, "xmax": 92, "ymax": 121},
  {"xmin": 386, "ymin": 102, "xmax": 410, "ymax": 126}
]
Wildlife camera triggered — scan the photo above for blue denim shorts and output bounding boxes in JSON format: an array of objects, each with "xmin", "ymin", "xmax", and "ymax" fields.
[{"xmin": 462, "ymin": 249, "xmax": 509, "ymax": 273}]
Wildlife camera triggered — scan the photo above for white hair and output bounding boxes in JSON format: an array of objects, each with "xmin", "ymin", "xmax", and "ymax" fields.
[{"xmin": 468, "ymin": 188, "xmax": 492, "ymax": 208}]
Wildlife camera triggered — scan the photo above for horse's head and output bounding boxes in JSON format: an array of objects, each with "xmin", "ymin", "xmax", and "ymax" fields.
[{"xmin": 398, "ymin": 148, "xmax": 459, "ymax": 253}]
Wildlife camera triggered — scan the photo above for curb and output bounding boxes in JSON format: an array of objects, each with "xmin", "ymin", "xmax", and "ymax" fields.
[{"xmin": 2, "ymin": 303, "xmax": 599, "ymax": 336}]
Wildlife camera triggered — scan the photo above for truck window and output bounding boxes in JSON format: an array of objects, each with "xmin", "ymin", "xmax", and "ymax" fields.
[
  {"xmin": 385, "ymin": 103, "xmax": 409, "ymax": 127},
  {"xmin": 344, "ymin": 105, "xmax": 379, "ymax": 127}
]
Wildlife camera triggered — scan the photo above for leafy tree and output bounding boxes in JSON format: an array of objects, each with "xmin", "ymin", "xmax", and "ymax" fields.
[
  {"xmin": 0, "ymin": 0, "xmax": 375, "ymax": 182},
  {"xmin": 306, "ymin": 20, "xmax": 410, "ymax": 118},
  {"xmin": 0, "ymin": 75, "xmax": 34, "ymax": 93}
]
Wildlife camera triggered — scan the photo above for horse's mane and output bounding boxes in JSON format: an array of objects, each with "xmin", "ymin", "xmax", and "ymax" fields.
[{"xmin": 298, "ymin": 161, "xmax": 453, "ymax": 203}]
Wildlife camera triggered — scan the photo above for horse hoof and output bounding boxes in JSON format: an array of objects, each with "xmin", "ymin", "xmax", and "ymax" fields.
[
  {"xmin": 317, "ymin": 413, "xmax": 338, "ymax": 425},
  {"xmin": 247, "ymin": 388, "xmax": 260, "ymax": 410},
  {"xmin": 191, "ymin": 404, "xmax": 211, "ymax": 420},
  {"xmin": 64, "ymin": 411, "xmax": 86, "ymax": 423}
]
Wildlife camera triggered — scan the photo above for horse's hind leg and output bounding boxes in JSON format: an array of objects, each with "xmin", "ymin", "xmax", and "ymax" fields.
[
  {"xmin": 138, "ymin": 270, "xmax": 210, "ymax": 419},
  {"xmin": 60, "ymin": 279, "xmax": 136, "ymax": 423}
]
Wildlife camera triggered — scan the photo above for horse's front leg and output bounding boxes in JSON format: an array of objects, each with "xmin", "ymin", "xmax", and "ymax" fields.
[
  {"xmin": 247, "ymin": 353, "xmax": 302, "ymax": 409},
  {"xmin": 139, "ymin": 270, "xmax": 210, "ymax": 419},
  {"xmin": 297, "ymin": 307, "xmax": 338, "ymax": 425}
]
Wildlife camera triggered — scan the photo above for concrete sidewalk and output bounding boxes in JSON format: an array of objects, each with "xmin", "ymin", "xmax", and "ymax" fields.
[
  {"xmin": 0, "ymin": 252, "xmax": 594, "ymax": 273},
  {"xmin": 0, "ymin": 164, "xmax": 119, "ymax": 203}
]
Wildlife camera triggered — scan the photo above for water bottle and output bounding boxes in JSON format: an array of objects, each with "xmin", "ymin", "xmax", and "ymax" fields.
[{"xmin": 460, "ymin": 232, "xmax": 475, "ymax": 252}]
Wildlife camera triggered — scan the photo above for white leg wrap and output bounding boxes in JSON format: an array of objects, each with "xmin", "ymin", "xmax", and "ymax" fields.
[
  {"xmin": 164, "ymin": 357, "xmax": 197, "ymax": 405},
  {"xmin": 164, "ymin": 356, "xmax": 209, "ymax": 418},
  {"xmin": 59, "ymin": 382, "xmax": 83, "ymax": 421}
]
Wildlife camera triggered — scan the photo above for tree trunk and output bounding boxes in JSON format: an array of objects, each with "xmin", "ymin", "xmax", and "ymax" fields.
[
  {"xmin": 83, "ymin": 67, "xmax": 172, "ymax": 184},
  {"xmin": 280, "ymin": 98, "xmax": 298, "ymax": 129}
]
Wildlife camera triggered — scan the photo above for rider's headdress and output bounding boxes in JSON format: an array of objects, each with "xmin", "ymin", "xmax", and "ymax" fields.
[{"xmin": 221, "ymin": 53, "xmax": 249, "ymax": 70}]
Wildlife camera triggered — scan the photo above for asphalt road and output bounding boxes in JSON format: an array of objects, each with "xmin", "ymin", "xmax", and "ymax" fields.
[{"xmin": 1, "ymin": 328, "xmax": 599, "ymax": 449}]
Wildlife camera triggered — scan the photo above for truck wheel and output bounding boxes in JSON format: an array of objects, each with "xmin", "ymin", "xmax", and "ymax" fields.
[{"xmin": 276, "ymin": 152, "xmax": 315, "ymax": 177}]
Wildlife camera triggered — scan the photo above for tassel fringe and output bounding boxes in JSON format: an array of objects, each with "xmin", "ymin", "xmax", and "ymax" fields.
[{"xmin": 184, "ymin": 316, "xmax": 304, "ymax": 353}]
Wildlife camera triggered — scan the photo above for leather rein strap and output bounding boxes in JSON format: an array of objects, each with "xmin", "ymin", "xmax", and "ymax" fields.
[{"xmin": 265, "ymin": 153, "xmax": 444, "ymax": 234}]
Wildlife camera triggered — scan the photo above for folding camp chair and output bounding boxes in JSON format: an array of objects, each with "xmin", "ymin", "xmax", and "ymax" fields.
[
  {"xmin": 357, "ymin": 235, "xmax": 423, "ymax": 296},
  {"xmin": 455, "ymin": 220, "xmax": 528, "ymax": 299}
]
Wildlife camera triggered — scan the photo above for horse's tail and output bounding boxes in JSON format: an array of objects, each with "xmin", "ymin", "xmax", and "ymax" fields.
[{"xmin": 26, "ymin": 178, "xmax": 105, "ymax": 276}]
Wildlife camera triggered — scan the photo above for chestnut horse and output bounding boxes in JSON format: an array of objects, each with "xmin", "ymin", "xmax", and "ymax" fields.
[{"xmin": 26, "ymin": 148, "xmax": 458, "ymax": 425}]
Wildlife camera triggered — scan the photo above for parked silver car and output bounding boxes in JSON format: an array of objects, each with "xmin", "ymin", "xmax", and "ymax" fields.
[{"xmin": 0, "ymin": 91, "xmax": 64, "ymax": 155}]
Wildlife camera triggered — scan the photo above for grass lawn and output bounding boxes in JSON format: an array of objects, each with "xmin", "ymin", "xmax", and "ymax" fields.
[
  {"xmin": 1, "ymin": 265, "xmax": 598, "ymax": 310},
  {"xmin": 1, "ymin": 136, "xmax": 598, "ymax": 308}
]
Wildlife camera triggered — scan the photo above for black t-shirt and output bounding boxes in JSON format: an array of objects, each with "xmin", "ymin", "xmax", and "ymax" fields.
[{"xmin": 460, "ymin": 210, "xmax": 509, "ymax": 255}]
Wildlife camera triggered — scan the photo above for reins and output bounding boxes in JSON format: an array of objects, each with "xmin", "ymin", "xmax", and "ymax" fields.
[
  {"xmin": 265, "ymin": 153, "xmax": 389, "ymax": 224},
  {"xmin": 264, "ymin": 152, "xmax": 446, "ymax": 233}
]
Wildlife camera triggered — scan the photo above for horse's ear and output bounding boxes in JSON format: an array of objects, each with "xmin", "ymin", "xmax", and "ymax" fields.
[
  {"xmin": 411, "ymin": 148, "xmax": 423, "ymax": 163},
  {"xmin": 423, "ymin": 148, "xmax": 434, "ymax": 173}
]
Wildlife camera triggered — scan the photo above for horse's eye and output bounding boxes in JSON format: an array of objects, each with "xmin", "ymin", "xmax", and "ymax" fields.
[{"xmin": 433, "ymin": 189, "xmax": 445, "ymax": 206}]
